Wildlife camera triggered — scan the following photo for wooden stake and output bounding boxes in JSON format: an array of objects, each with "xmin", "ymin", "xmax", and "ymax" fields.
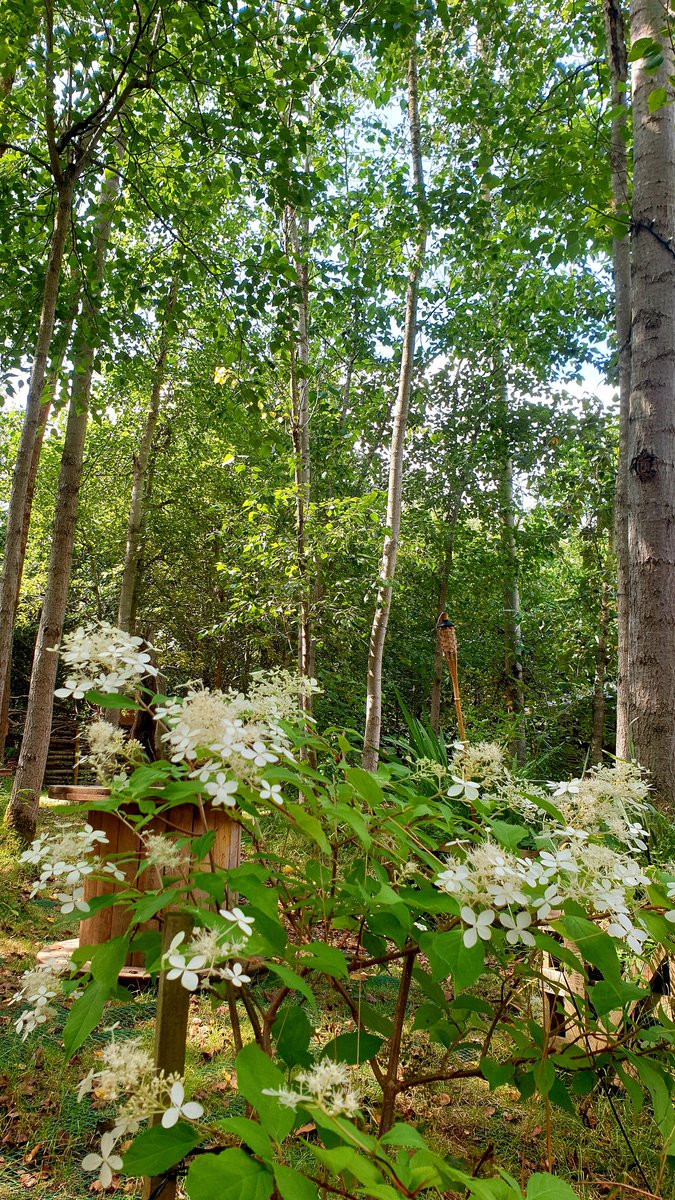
[
  {"xmin": 142, "ymin": 911, "xmax": 193, "ymax": 1200},
  {"xmin": 436, "ymin": 612, "xmax": 467, "ymax": 742}
]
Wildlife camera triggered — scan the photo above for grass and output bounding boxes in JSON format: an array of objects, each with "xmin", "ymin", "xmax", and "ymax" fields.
[{"xmin": 0, "ymin": 785, "xmax": 671, "ymax": 1198}]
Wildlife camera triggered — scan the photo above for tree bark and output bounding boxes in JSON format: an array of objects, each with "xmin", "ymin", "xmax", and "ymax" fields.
[
  {"xmin": 499, "ymin": 452, "xmax": 526, "ymax": 765},
  {"xmin": 285, "ymin": 203, "xmax": 314, "ymax": 716},
  {"xmin": 627, "ymin": 0, "xmax": 675, "ymax": 799},
  {"xmin": 0, "ymin": 302, "xmax": 79, "ymax": 760},
  {"xmin": 430, "ymin": 502, "xmax": 463, "ymax": 734},
  {"xmin": 0, "ymin": 172, "xmax": 75, "ymax": 754},
  {"xmin": 6, "ymin": 162, "xmax": 122, "ymax": 841},
  {"xmin": 591, "ymin": 570, "xmax": 612, "ymax": 764},
  {"xmin": 603, "ymin": 0, "xmax": 632, "ymax": 758},
  {"xmin": 363, "ymin": 46, "xmax": 428, "ymax": 769},
  {"xmin": 117, "ymin": 278, "xmax": 177, "ymax": 634}
]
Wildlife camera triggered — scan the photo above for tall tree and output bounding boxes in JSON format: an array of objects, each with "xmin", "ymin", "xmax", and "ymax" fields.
[
  {"xmin": 363, "ymin": 44, "xmax": 429, "ymax": 770},
  {"xmin": 626, "ymin": 2, "xmax": 675, "ymax": 797},
  {"xmin": 603, "ymin": 0, "xmax": 632, "ymax": 757},
  {"xmin": 0, "ymin": 0, "xmax": 162, "ymax": 749},
  {"xmin": 7, "ymin": 155, "xmax": 122, "ymax": 840}
]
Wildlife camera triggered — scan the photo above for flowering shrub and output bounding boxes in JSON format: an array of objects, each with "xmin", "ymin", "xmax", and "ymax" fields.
[{"xmin": 10, "ymin": 624, "xmax": 675, "ymax": 1198}]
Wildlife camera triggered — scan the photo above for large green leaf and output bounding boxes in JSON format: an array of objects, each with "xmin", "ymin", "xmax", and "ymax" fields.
[
  {"xmin": 186, "ymin": 1149, "xmax": 274, "ymax": 1200},
  {"xmin": 526, "ymin": 1173, "xmax": 578, "ymax": 1200},
  {"xmin": 63, "ymin": 980, "xmax": 108, "ymax": 1057},
  {"xmin": 123, "ymin": 1123, "xmax": 202, "ymax": 1176},
  {"xmin": 321, "ymin": 1031, "xmax": 383, "ymax": 1064},
  {"xmin": 422, "ymin": 928, "xmax": 485, "ymax": 991},
  {"xmin": 234, "ymin": 1044, "xmax": 295, "ymax": 1141}
]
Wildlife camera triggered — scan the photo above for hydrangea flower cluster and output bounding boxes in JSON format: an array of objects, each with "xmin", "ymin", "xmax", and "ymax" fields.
[
  {"xmin": 53, "ymin": 621, "xmax": 157, "ymax": 699},
  {"xmin": 263, "ymin": 1058, "xmax": 360, "ymax": 1117},
  {"xmin": 11, "ymin": 964, "xmax": 65, "ymax": 1039},
  {"xmin": 156, "ymin": 678, "xmax": 313, "ymax": 808},
  {"xmin": 19, "ymin": 822, "xmax": 122, "ymax": 912},
  {"xmin": 162, "ymin": 908, "xmax": 255, "ymax": 992},
  {"xmin": 450, "ymin": 740, "xmax": 507, "ymax": 790},
  {"xmin": 84, "ymin": 719, "xmax": 145, "ymax": 783},
  {"xmin": 78, "ymin": 1036, "xmax": 203, "ymax": 1187},
  {"xmin": 435, "ymin": 817, "xmax": 656, "ymax": 956}
]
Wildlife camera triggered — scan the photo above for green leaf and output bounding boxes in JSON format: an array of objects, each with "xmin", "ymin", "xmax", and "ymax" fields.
[
  {"xmin": 422, "ymin": 928, "xmax": 485, "ymax": 991},
  {"xmin": 489, "ymin": 820, "xmax": 528, "ymax": 849},
  {"xmin": 186, "ymin": 1149, "xmax": 274, "ymax": 1200},
  {"xmin": 272, "ymin": 1006, "xmax": 313, "ymax": 1068},
  {"xmin": 90, "ymin": 936, "xmax": 130, "ymax": 986},
  {"xmin": 285, "ymin": 802, "xmax": 331, "ymax": 853},
  {"xmin": 133, "ymin": 890, "xmax": 180, "ymax": 925},
  {"xmin": 216, "ymin": 1117, "xmax": 273, "ymax": 1161},
  {"xmin": 85, "ymin": 690, "xmax": 143, "ymax": 709},
  {"xmin": 321, "ymin": 1031, "xmax": 383, "ymax": 1064},
  {"xmin": 235, "ymin": 1044, "xmax": 295, "ymax": 1141},
  {"xmin": 558, "ymin": 915, "xmax": 622, "ymax": 994},
  {"xmin": 273, "ymin": 1164, "xmax": 320, "ymax": 1200},
  {"xmin": 344, "ymin": 766, "xmax": 385, "ymax": 807},
  {"xmin": 63, "ymin": 980, "xmax": 108, "ymax": 1057},
  {"xmin": 293, "ymin": 941, "xmax": 348, "ymax": 978},
  {"xmin": 267, "ymin": 962, "xmax": 317, "ymax": 1008},
  {"xmin": 526, "ymin": 1173, "xmax": 578, "ymax": 1200},
  {"xmin": 481, "ymin": 1059, "xmax": 514, "ymax": 1090},
  {"xmin": 649, "ymin": 86, "xmax": 669, "ymax": 112},
  {"xmin": 123, "ymin": 1123, "xmax": 201, "ymax": 1177},
  {"xmin": 379, "ymin": 1124, "xmax": 428, "ymax": 1149}
]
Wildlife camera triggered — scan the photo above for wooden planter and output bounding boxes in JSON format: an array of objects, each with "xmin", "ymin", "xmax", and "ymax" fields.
[{"xmin": 47, "ymin": 785, "xmax": 241, "ymax": 968}]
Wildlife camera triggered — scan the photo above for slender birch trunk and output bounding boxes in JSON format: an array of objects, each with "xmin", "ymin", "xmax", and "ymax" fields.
[
  {"xmin": 7, "ymin": 162, "xmax": 122, "ymax": 841},
  {"xmin": 363, "ymin": 46, "xmax": 428, "ymax": 769},
  {"xmin": 603, "ymin": 0, "xmax": 632, "ymax": 757},
  {"xmin": 285, "ymin": 203, "xmax": 314, "ymax": 716},
  {"xmin": 118, "ymin": 279, "xmax": 178, "ymax": 634},
  {"xmin": 626, "ymin": 0, "xmax": 675, "ymax": 798},
  {"xmin": 499, "ymin": 453, "xmax": 526, "ymax": 765}
]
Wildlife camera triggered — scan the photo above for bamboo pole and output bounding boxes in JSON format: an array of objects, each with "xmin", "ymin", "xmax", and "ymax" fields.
[{"xmin": 436, "ymin": 612, "xmax": 467, "ymax": 742}]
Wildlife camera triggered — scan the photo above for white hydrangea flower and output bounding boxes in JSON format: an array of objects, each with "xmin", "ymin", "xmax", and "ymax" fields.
[
  {"xmin": 82, "ymin": 1131, "xmax": 123, "ymax": 1188},
  {"xmin": 461, "ymin": 905, "xmax": 495, "ymax": 948},
  {"xmin": 164, "ymin": 932, "xmax": 207, "ymax": 991},
  {"xmin": 500, "ymin": 909, "xmax": 535, "ymax": 947},
  {"xmin": 144, "ymin": 833, "xmax": 184, "ymax": 873},
  {"xmin": 56, "ymin": 886, "xmax": 90, "ymax": 914},
  {"xmin": 219, "ymin": 906, "xmax": 255, "ymax": 937},
  {"xmin": 259, "ymin": 779, "xmax": 283, "ymax": 805},
  {"xmin": 204, "ymin": 772, "xmax": 239, "ymax": 807},
  {"xmin": 53, "ymin": 622, "xmax": 156, "ymax": 699},
  {"xmin": 161, "ymin": 1081, "xmax": 203, "ymax": 1128},
  {"xmin": 220, "ymin": 962, "xmax": 251, "ymax": 987},
  {"xmin": 263, "ymin": 1058, "xmax": 359, "ymax": 1118}
]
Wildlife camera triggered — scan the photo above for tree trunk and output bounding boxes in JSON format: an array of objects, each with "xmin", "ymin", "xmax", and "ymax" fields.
[
  {"xmin": 363, "ymin": 46, "xmax": 428, "ymax": 769},
  {"xmin": 627, "ymin": 0, "xmax": 675, "ymax": 799},
  {"xmin": 285, "ymin": 203, "xmax": 314, "ymax": 716},
  {"xmin": 0, "ymin": 172, "xmax": 75, "ymax": 751},
  {"xmin": 499, "ymin": 453, "xmax": 526, "ymax": 765},
  {"xmin": 591, "ymin": 571, "xmax": 612, "ymax": 765},
  {"xmin": 430, "ymin": 501, "xmax": 463, "ymax": 734},
  {"xmin": 603, "ymin": 0, "xmax": 632, "ymax": 758},
  {"xmin": 6, "ymin": 163, "xmax": 121, "ymax": 842},
  {"xmin": 0, "ymin": 301, "xmax": 79, "ymax": 760},
  {"xmin": 118, "ymin": 278, "xmax": 178, "ymax": 634}
]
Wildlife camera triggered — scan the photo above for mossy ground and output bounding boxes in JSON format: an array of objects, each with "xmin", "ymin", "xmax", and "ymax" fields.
[{"xmin": 0, "ymin": 785, "xmax": 669, "ymax": 1198}]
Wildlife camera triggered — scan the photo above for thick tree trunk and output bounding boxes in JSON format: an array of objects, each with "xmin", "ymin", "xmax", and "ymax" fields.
[
  {"xmin": 363, "ymin": 47, "xmax": 428, "ymax": 769},
  {"xmin": 286, "ymin": 203, "xmax": 314, "ymax": 716},
  {"xmin": 603, "ymin": 0, "xmax": 632, "ymax": 758},
  {"xmin": 627, "ymin": 0, "xmax": 675, "ymax": 799},
  {"xmin": 0, "ymin": 173, "xmax": 75, "ymax": 746},
  {"xmin": 591, "ymin": 572, "xmax": 612, "ymax": 765},
  {"xmin": 499, "ymin": 453, "xmax": 526, "ymax": 765},
  {"xmin": 6, "ymin": 164, "xmax": 121, "ymax": 841},
  {"xmin": 118, "ymin": 279, "xmax": 177, "ymax": 634}
]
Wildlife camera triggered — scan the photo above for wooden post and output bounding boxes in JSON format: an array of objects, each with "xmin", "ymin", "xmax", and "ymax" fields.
[
  {"xmin": 142, "ymin": 910, "xmax": 194, "ymax": 1200},
  {"xmin": 436, "ymin": 612, "xmax": 467, "ymax": 742}
]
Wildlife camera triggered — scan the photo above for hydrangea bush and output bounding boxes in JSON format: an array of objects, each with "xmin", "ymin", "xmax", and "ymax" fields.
[{"xmin": 11, "ymin": 623, "xmax": 675, "ymax": 1198}]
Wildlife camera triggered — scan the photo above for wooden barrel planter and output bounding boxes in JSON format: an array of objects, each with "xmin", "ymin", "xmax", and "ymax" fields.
[{"xmin": 47, "ymin": 785, "xmax": 241, "ymax": 970}]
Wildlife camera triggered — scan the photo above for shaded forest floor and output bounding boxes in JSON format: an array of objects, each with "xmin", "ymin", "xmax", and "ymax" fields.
[{"xmin": 0, "ymin": 785, "xmax": 668, "ymax": 1199}]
